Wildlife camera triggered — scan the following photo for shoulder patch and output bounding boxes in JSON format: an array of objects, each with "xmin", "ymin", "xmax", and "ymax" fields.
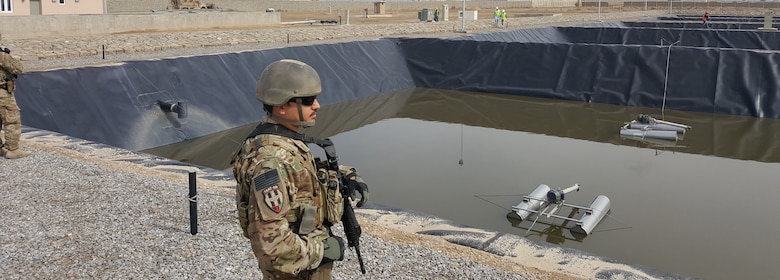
[{"xmin": 253, "ymin": 169, "xmax": 284, "ymax": 213}]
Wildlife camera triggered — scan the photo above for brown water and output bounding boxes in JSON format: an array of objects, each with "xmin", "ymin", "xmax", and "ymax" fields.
[{"xmin": 144, "ymin": 88, "xmax": 780, "ymax": 279}]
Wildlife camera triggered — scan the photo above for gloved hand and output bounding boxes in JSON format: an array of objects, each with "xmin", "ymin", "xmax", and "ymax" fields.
[
  {"xmin": 320, "ymin": 236, "xmax": 345, "ymax": 265},
  {"xmin": 355, "ymin": 181, "xmax": 369, "ymax": 208},
  {"xmin": 341, "ymin": 166, "xmax": 369, "ymax": 208}
]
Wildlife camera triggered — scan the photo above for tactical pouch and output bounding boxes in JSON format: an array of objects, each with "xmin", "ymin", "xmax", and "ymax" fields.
[
  {"xmin": 6, "ymin": 80, "xmax": 13, "ymax": 93},
  {"xmin": 235, "ymin": 184, "xmax": 251, "ymax": 239},
  {"xmin": 325, "ymin": 170, "xmax": 344, "ymax": 223},
  {"xmin": 298, "ymin": 206, "xmax": 318, "ymax": 235}
]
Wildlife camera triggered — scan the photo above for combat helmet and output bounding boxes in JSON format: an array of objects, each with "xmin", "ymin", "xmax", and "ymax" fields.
[{"xmin": 256, "ymin": 59, "xmax": 322, "ymax": 106}]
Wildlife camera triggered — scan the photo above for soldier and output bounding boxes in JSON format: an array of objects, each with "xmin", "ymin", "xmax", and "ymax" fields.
[
  {"xmin": 233, "ymin": 59, "xmax": 354, "ymax": 279},
  {"xmin": 0, "ymin": 32, "xmax": 31, "ymax": 159}
]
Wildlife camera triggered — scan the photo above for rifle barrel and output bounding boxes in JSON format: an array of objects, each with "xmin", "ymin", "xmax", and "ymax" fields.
[{"xmin": 355, "ymin": 245, "xmax": 366, "ymax": 274}]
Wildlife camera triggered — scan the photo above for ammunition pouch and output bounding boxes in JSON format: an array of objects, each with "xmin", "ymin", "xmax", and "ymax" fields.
[{"xmin": 324, "ymin": 170, "xmax": 344, "ymax": 224}]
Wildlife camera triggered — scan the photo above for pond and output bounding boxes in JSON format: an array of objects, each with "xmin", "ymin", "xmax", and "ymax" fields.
[{"xmin": 144, "ymin": 88, "xmax": 780, "ymax": 279}]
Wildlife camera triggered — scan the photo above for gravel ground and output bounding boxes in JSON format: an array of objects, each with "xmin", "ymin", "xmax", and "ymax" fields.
[{"xmin": 0, "ymin": 135, "xmax": 553, "ymax": 280}]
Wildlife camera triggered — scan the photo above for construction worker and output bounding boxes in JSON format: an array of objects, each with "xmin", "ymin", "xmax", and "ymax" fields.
[{"xmin": 494, "ymin": 7, "xmax": 501, "ymax": 26}]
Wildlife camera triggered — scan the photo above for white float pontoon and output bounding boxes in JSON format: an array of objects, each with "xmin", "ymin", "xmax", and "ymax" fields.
[
  {"xmin": 619, "ymin": 134, "xmax": 686, "ymax": 149},
  {"xmin": 619, "ymin": 127, "xmax": 678, "ymax": 141},
  {"xmin": 510, "ymin": 184, "xmax": 610, "ymax": 235},
  {"xmin": 619, "ymin": 114, "xmax": 692, "ymax": 142}
]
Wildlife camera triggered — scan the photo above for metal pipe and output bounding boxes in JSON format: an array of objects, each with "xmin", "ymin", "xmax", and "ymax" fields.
[{"xmin": 158, "ymin": 100, "xmax": 187, "ymax": 119}]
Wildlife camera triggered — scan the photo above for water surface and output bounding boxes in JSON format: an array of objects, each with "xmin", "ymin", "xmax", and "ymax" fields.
[{"xmin": 145, "ymin": 89, "xmax": 780, "ymax": 279}]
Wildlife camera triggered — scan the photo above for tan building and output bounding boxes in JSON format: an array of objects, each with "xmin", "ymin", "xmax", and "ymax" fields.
[{"xmin": 0, "ymin": 0, "xmax": 106, "ymax": 16}]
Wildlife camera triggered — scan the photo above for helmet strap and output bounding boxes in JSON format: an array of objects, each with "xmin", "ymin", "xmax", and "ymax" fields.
[
  {"xmin": 295, "ymin": 98, "xmax": 306, "ymax": 126},
  {"xmin": 294, "ymin": 98, "xmax": 315, "ymax": 128}
]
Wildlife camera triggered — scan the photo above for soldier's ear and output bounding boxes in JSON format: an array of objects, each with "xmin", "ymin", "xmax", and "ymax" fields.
[{"xmin": 274, "ymin": 105, "xmax": 287, "ymax": 116}]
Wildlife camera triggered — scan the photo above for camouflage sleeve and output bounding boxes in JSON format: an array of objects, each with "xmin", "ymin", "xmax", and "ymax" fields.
[
  {"xmin": 247, "ymin": 155, "xmax": 325, "ymax": 274},
  {"xmin": 0, "ymin": 52, "xmax": 23, "ymax": 76}
]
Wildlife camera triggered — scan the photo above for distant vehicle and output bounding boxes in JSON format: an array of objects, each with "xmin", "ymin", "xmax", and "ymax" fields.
[{"xmin": 265, "ymin": 8, "xmax": 275, "ymax": 12}]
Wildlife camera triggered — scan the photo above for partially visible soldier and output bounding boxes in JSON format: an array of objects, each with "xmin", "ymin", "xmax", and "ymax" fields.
[
  {"xmin": 0, "ymin": 32, "xmax": 31, "ymax": 159},
  {"xmin": 234, "ymin": 59, "xmax": 364, "ymax": 279}
]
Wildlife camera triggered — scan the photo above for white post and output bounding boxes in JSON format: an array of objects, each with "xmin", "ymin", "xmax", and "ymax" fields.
[
  {"xmin": 598, "ymin": 0, "xmax": 602, "ymax": 21},
  {"xmin": 461, "ymin": 0, "xmax": 465, "ymax": 32}
]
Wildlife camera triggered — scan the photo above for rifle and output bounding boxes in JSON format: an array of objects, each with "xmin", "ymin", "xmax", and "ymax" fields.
[
  {"xmin": 315, "ymin": 139, "xmax": 366, "ymax": 274},
  {"xmin": 340, "ymin": 180, "xmax": 366, "ymax": 274}
]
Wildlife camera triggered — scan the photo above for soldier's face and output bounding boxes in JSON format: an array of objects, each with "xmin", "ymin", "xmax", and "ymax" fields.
[{"xmin": 278, "ymin": 97, "xmax": 320, "ymax": 123}]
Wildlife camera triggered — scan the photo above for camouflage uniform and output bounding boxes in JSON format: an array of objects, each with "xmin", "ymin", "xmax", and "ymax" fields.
[
  {"xmin": 234, "ymin": 117, "xmax": 344, "ymax": 280},
  {"xmin": 0, "ymin": 48, "xmax": 24, "ymax": 153}
]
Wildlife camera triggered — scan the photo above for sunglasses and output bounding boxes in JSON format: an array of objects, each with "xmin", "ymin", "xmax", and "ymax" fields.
[{"xmin": 290, "ymin": 96, "xmax": 317, "ymax": 106}]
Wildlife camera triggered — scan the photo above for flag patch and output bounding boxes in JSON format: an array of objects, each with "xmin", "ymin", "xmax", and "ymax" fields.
[{"xmin": 253, "ymin": 169, "xmax": 280, "ymax": 191}]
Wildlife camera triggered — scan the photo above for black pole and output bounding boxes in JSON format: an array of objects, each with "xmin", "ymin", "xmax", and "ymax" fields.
[
  {"xmin": 287, "ymin": 33, "xmax": 290, "ymax": 44},
  {"xmin": 189, "ymin": 172, "xmax": 198, "ymax": 235},
  {"xmin": 102, "ymin": 45, "xmax": 105, "ymax": 59}
]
